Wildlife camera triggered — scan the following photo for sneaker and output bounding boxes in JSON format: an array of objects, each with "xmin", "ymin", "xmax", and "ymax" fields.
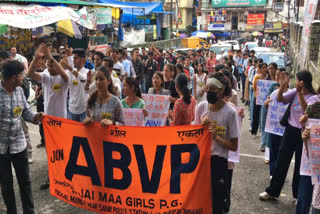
[
  {"xmin": 249, "ymin": 128, "xmax": 252, "ymax": 132},
  {"xmin": 37, "ymin": 143, "xmax": 45, "ymax": 148},
  {"xmin": 259, "ymin": 192, "xmax": 275, "ymax": 200},
  {"xmin": 40, "ymin": 181, "xmax": 50, "ymax": 190},
  {"xmin": 252, "ymin": 134, "xmax": 257, "ymax": 139},
  {"xmin": 264, "ymin": 160, "xmax": 270, "ymax": 164}
]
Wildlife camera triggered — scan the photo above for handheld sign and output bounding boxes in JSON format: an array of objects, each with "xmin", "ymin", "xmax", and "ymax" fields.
[
  {"xmin": 228, "ymin": 107, "xmax": 243, "ymax": 163},
  {"xmin": 309, "ymin": 119, "xmax": 320, "ymax": 184},
  {"xmin": 123, "ymin": 109, "xmax": 145, "ymax": 126},
  {"xmin": 142, "ymin": 94, "xmax": 170, "ymax": 127},
  {"xmin": 265, "ymin": 90, "xmax": 289, "ymax": 136},
  {"xmin": 256, "ymin": 80, "xmax": 276, "ymax": 105},
  {"xmin": 43, "ymin": 115, "xmax": 212, "ymax": 213}
]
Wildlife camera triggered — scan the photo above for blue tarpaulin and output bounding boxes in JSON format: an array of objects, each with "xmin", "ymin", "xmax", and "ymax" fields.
[{"xmin": 98, "ymin": 0, "xmax": 163, "ymax": 16}]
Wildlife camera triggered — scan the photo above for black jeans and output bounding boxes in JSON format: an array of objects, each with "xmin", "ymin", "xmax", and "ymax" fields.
[
  {"xmin": 0, "ymin": 148, "xmax": 35, "ymax": 214},
  {"xmin": 241, "ymin": 74, "xmax": 246, "ymax": 99},
  {"xmin": 265, "ymin": 124, "xmax": 303, "ymax": 198},
  {"xmin": 211, "ymin": 155, "xmax": 228, "ymax": 214},
  {"xmin": 224, "ymin": 169, "xmax": 233, "ymax": 213},
  {"xmin": 269, "ymin": 133, "xmax": 282, "ymax": 176},
  {"xmin": 251, "ymin": 98, "xmax": 261, "ymax": 135}
]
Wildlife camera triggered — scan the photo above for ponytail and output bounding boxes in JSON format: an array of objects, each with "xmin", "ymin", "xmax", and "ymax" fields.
[
  {"xmin": 182, "ymin": 85, "xmax": 191, "ymax": 105},
  {"xmin": 176, "ymin": 73, "xmax": 191, "ymax": 105}
]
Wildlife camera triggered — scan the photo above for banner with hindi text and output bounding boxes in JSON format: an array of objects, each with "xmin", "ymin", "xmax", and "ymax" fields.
[
  {"xmin": 43, "ymin": 115, "xmax": 212, "ymax": 214},
  {"xmin": 256, "ymin": 80, "xmax": 276, "ymax": 105},
  {"xmin": 265, "ymin": 90, "xmax": 289, "ymax": 136},
  {"xmin": 123, "ymin": 109, "xmax": 144, "ymax": 126},
  {"xmin": 0, "ymin": 3, "xmax": 80, "ymax": 29},
  {"xmin": 142, "ymin": 94, "xmax": 170, "ymax": 127}
]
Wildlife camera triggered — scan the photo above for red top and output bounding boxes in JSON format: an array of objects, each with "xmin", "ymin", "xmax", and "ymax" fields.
[{"xmin": 171, "ymin": 97, "xmax": 196, "ymax": 126}]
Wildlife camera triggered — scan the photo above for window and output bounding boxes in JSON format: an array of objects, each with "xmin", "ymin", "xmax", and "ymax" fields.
[
  {"xmin": 226, "ymin": 11, "xmax": 231, "ymax": 22},
  {"xmin": 239, "ymin": 12, "xmax": 244, "ymax": 22}
]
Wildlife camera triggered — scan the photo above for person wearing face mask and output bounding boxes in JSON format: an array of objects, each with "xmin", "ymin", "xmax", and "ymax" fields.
[{"xmin": 194, "ymin": 73, "xmax": 239, "ymax": 214}]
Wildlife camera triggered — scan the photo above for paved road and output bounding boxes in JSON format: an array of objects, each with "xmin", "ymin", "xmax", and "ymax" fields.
[{"xmin": 0, "ymin": 99, "xmax": 297, "ymax": 214}]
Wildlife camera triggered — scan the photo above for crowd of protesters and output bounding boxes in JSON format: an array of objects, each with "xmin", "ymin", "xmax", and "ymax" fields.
[{"xmin": 0, "ymin": 40, "xmax": 319, "ymax": 214}]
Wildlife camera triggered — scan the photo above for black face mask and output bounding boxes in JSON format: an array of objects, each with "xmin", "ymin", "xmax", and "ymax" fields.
[{"xmin": 207, "ymin": 91, "xmax": 219, "ymax": 104}]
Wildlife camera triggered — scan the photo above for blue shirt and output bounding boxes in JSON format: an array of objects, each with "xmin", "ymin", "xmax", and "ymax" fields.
[{"xmin": 0, "ymin": 82, "xmax": 36, "ymax": 154}]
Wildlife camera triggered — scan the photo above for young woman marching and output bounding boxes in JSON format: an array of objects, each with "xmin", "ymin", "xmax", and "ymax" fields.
[
  {"xmin": 170, "ymin": 73, "xmax": 196, "ymax": 125},
  {"xmin": 251, "ymin": 62, "xmax": 269, "ymax": 142},
  {"xmin": 260, "ymin": 70, "xmax": 319, "ymax": 211},
  {"xmin": 194, "ymin": 72, "xmax": 239, "ymax": 214},
  {"xmin": 83, "ymin": 66, "xmax": 125, "ymax": 126},
  {"xmin": 193, "ymin": 63, "xmax": 207, "ymax": 104}
]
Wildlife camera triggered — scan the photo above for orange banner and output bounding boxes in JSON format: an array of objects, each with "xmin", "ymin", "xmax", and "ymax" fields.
[{"xmin": 43, "ymin": 115, "xmax": 212, "ymax": 213}]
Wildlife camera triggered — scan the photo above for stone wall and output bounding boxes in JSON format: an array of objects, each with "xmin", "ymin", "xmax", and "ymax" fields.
[{"xmin": 289, "ymin": 21, "xmax": 320, "ymax": 89}]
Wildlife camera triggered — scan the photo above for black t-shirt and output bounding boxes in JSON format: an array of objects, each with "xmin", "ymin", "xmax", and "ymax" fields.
[{"xmin": 164, "ymin": 80, "xmax": 178, "ymax": 109}]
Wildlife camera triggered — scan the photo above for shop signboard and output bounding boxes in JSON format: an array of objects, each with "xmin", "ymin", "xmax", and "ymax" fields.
[
  {"xmin": 97, "ymin": 8, "xmax": 112, "ymax": 25},
  {"xmin": 212, "ymin": 0, "xmax": 266, "ymax": 7},
  {"xmin": 208, "ymin": 24, "xmax": 225, "ymax": 31},
  {"xmin": 247, "ymin": 14, "xmax": 265, "ymax": 25}
]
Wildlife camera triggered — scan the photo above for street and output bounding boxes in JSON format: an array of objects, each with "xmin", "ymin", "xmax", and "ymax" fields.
[{"xmin": 0, "ymin": 97, "xmax": 297, "ymax": 214}]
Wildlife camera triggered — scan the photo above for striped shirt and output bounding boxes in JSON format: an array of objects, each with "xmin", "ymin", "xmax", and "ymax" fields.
[{"xmin": 0, "ymin": 81, "xmax": 36, "ymax": 154}]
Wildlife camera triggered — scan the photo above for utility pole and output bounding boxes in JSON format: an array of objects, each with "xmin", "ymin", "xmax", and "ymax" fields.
[
  {"xmin": 296, "ymin": 0, "xmax": 300, "ymax": 22},
  {"xmin": 287, "ymin": 0, "xmax": 290, "ymax": 38},
  {"xmin": 175, "ymin": 0, "xmax": 179, "ymax": 36},
  {"xmin": 170, "ymin": 0, "xmax": 173, "ymax": 38}
]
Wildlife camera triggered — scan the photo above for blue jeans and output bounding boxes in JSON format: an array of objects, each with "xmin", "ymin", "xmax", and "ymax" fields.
[
  {"xmin": 269, "ymin": 133, "xmax": 282, "ymax": 176},
  {"xmin": 260, "ymin": 105, "xmax": 268, "ymax": 147},
  {"xmin": 67, "ymin": 111, "xmax": 87, "ymax": 122},
  {"xmin": 295, "ymin": 175, "xmax": 313, "ymax": 214},
  {"xmin": 250, "ymin": 88, "xmax": 254, "ymax": 128}
]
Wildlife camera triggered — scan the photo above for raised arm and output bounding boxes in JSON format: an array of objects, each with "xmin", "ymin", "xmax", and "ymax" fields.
[
  {"xmin": 42, "ymin": 44, "xmax": 69, "ymax": 83},
  {"xmin": 27, "ymin": 45, "xmax": 43, "ymax": 82},
  {"xmin": 277, "ymin": 73, "xmax": 290, "ymax": 103}
]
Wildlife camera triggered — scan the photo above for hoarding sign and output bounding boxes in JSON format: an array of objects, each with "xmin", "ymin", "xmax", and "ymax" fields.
[{"xmin": 212, "ymin": 0, "xmax": 266, "ymax": 7}]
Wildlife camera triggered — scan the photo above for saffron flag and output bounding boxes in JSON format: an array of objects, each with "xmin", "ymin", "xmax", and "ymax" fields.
[{"xmin": 43, "ymin": 115, "xmax": 212, "ymax": 213}]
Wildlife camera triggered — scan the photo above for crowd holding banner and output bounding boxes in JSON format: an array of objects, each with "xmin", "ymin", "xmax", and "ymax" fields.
[{"xmin": 1, "ymin": 33, "xmax": 320, "ymax": 214}]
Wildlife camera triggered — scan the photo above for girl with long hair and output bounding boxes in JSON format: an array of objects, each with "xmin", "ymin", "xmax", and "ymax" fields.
[
  {"xmin": 83, "ymin": 66, "xmax": 124, "ymax": 126},
  {"xmin": 170, "ymin": 73, "xmax": 196, "ymax": 125}
]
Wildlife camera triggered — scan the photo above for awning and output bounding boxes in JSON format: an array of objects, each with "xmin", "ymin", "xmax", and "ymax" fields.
[{"xmin": 99, "ymin": 0, "xmax": 163, "ymax": 16}]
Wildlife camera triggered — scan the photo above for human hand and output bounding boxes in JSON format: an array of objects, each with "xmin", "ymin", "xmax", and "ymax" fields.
[
  {"xmin": 302, "ymin": 128, "xmax": 311, "ymax": 142},
  {"xmin": 142, "ymin": 109, "xmax": 148, "ymax": 118},
  {"xmin": 299, "ymin": 114, "xmax": 309, "ymax": 127},
  {"xmin": 201, "ymin": 117, "xmax": 211, "ymax": 126},
  {"xmin": 60, "ymin": 58, "xmax": 71, "ymax": 70},
  {"xmin": 34, "ymin": 112, "xmax": 44, "ymax": 124},
  {"xmin": 42, "ymin": 43, "xmax": 51, "ymax": 59},
  {"xmin": 87, "ymin": 70, "xmax": 94, "ymax": 82},
  {"xmin": 82, "ymin": 117, "xmax": 92, "ymax": 125},
  {"xmin": 208, "ymin": 122, "xmax": 217, "ymax": 139},
  {"xmin": 264, "ymin": 97, "xmax": 272, "ymax": 106},
  {"xmin": 101, "ymin": 119, "xmax": 113, "ymax": 127},
  {"xmin": 35, "ymin": 45, "xmax": 45, "ymax": 60},
  {"xmin": 279, "ymin": 73, "xmax": 290, "ymax": 88}
]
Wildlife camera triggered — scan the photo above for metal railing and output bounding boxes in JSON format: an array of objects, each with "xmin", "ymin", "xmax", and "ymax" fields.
[{"xmin": 127, "ymin": 39, "xmax": 183, "ymax": 49}]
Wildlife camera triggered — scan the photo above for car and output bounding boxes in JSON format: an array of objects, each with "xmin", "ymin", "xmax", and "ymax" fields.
[
  {"xmin": 209, "ymin": 43, "xmax": 232, "ymax": 61},
  {"xmin": 257, "ymin": 52, "xmax": 292, "ymax": 73},
  {"xmin": 244, "ymin": 41, "xmax": 259, "ymax": 51},
  {"xmin": 252, "ymin": 47, "xmax": 272, "ymax": 57},
  {"xmin": 220, "ymin": 40, "xmax": 240, "ymax": 50}
]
